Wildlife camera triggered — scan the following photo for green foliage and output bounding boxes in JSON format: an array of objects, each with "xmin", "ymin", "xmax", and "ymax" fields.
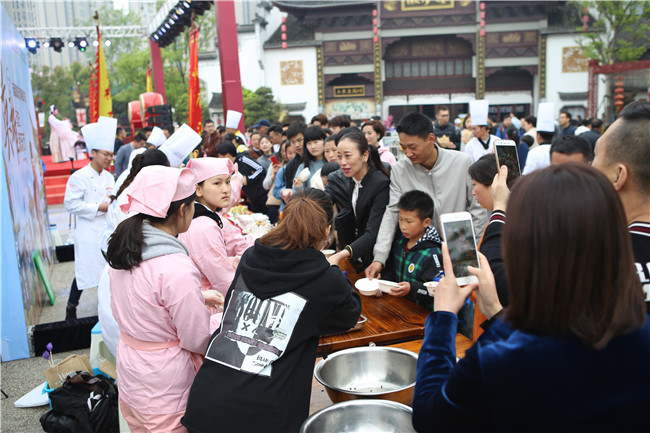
[
  {"xmin": 242, "ymin": 87, "xmax": 282, "ymax": 125},
  {"xmin": 574, "ymin": 1, "xmax": 650, "ymax": 64}
]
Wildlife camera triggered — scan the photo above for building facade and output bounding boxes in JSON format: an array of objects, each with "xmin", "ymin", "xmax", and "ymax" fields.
[{"xmin": 264, "ymin": 0, "xmax": 608, "ymax": 123}]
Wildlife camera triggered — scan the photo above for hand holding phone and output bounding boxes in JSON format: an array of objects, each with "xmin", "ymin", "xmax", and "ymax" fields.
[
  {"xmin": 440, "ymin": 211, "xmax": 480, "ymax": 286},
  {"xmin": 494, "ymin": 140, "xmax": 521, "ymax": 185},
  {"xmin": 270, "ymin": 155, "xmax": 279, "ymax": 165},
  {"xmin": 434, "ymin": 243, "xmax": 477, "ymax": 314}
]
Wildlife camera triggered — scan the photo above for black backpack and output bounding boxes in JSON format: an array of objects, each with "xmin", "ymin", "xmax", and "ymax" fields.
[{"xmin": 40, "ymin": 371, "xmax": 119, "ymax": 433}]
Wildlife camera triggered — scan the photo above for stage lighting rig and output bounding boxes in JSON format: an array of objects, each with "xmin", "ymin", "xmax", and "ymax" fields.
[
  {"xmin": 25, "ymin": 38, "xmax": 39, "ymax": 54},
  {"xmin": 49, "ymin": 37, "xmax": 64, "ymax": 53}
]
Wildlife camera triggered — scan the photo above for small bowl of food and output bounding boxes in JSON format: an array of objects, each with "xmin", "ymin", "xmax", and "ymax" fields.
[{"xmin": 355, "ymin": 278, "xmax": 379, "ymax": 296}]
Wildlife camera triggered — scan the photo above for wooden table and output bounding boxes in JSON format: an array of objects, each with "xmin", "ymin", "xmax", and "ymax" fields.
[{"xmin": 318, "ymin": 290, "xmax": 431, "ymax": 356}]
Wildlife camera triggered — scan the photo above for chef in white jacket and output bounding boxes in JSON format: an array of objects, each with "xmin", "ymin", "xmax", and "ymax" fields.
[{"xmin": 63, "ymin": 116, "xmax": 117, "ymax": 320}]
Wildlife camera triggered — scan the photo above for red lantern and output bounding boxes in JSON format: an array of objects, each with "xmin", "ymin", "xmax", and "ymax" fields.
[
  {"xmin": 281, "ymin": 24, "xmax": 286, "ymax": 32},
  {"xmin": 480, "ymin": 2, "xmax": 485, "ymax": 10},
  {"xmin": 480, "ymin": 11, "xmax": 485, "ymax": 19},
  {"xmin": 372, "ymin": 9, "xmax": 377, "ymax": 17},
  {"xmin": 373, "ymin": 35, "xmax": 379, "ymax": 43},
  {"xmin": 480, "ymin": 20, "xmax": 485, "ymax": 27},
  {"xmin": 373, "ymin": 18, "xmax": 377, "ymax": 26},
  {"xmin": 281, "ymin": 33, "xmax": 287, "ymax": 40},
  {"xmin": 282, "ymin": 42, "xmax": 287, "ymax": 49},
  {"xmin": 582, "ymin": 15, "xmax": 589, "ymax": 23},
  {"xmin": 373, "ymin": 27, "xmax": 378, "ymax": 34},
  {"xmin": 480, "ymin": 29, "xmax": 486, "ymax": 37}
]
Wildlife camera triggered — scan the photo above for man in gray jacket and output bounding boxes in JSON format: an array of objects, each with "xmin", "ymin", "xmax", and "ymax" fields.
[{"xmin": 366, "ymin": 112, "xmax": 487, "ymax": 279}]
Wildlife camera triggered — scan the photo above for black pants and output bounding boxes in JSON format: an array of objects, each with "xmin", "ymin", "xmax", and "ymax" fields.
[{"xmin": 67, "ymin": 278, "xmax": 82, "ymax": 308}]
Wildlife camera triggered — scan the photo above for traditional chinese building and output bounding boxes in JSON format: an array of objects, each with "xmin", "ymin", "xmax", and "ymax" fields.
[{"xmin": 263, "ymin": 0, "xmax": 605, "ymax": 122}]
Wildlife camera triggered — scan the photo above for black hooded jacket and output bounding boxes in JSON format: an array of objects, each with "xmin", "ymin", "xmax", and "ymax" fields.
[{"xmin": 182, "ymin": 241, "xmax": 361, "ymax": 433}]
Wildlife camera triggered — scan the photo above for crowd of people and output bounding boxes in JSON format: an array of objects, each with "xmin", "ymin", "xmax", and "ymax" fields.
[{"xmin": 59, "ymin": 99, "xmax": 650, "ymax": 432}]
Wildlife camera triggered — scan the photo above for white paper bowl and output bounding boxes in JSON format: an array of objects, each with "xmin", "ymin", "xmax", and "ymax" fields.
[{"xmin": 355, "ymin": 278, "xmax": 379, "ymax": 296}]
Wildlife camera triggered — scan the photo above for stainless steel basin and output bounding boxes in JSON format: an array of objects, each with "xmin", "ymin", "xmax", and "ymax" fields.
[
  {"xmin": 300, "ymin": 399, "xmax": 416, "ymax": 433},
  {"xmin": 314, "ymin": 346, "xmax": 418, "ymax": 405}
]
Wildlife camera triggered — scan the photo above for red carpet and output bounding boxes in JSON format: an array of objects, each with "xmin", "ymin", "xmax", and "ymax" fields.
[{"xmin": 43, "ymin": 155, "xmax": 91, "ymax": 205}]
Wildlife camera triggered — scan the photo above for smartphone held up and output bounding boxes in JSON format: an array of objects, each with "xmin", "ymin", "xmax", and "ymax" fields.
[
  {"xmin": 494, "ymin": 140, "xmax": 521, "ymax": 184},
  {"xmin": 440, "ymin": 211, "xmax": 480, "ymax": 286}
]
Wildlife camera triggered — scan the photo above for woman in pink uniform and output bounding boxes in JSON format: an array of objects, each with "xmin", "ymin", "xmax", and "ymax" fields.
[
  {"xmin": 107, "ymin": 166, "xmax": 223, "ymax": 433},
  {"xmin": 180, "ymin": 158, "xmax": 254, "ymax": 300}
]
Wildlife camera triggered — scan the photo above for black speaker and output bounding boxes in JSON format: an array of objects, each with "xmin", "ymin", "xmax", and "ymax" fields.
[{"xmin": 33, "ymin": 316, "xmax": 98, "ymax": 357}]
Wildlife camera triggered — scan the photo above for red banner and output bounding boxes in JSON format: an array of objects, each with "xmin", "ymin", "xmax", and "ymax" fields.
[
  {"xmin": 187, "ymin": 26, "xmax": 202, "ymax": 134},
  {"xmin": 89, "ymin": 62, "xmax": 98, "ymax": 122}
]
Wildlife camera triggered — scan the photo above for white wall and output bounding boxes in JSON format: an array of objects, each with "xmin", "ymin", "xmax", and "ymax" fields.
[
  {"xmin": 263, "ymin": 46, "xmax": 319, "ymax": 120},
  {"xmin": 545, "ymin": 33, "xmax": 606, "ymax": 119}
]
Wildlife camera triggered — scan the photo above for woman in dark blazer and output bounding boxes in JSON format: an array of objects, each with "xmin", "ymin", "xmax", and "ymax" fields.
[{"xmin": 325, "ymin": 130, "xmax": 390, "ymax": 272}]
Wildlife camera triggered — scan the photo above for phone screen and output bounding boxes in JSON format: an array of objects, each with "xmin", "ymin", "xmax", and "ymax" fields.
[
  {"xmin": 442, "ymin": 219, "xmax": 479, "ymax": 277},
  {"xmin": 496, "ymin": 144, "xmax": 521, "ymax": 183}
]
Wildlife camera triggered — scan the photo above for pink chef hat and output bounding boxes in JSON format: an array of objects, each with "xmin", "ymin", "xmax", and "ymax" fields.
[
  {"xmin": 186, "ymin": 157, "xmax": 235, "ymax": 184},
  {"xmin": 121, "ymin": 166, "xmax": 196, "ymax": 218}
]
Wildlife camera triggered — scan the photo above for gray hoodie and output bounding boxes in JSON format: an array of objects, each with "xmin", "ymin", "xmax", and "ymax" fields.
[{"xmin": 141, "ymin": 221, "xmax": 189, "ymax": 261}]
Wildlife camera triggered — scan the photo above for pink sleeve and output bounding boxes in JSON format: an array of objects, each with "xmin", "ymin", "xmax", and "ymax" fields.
[
  {"xmin": 221, "ymin": 218, "xmax": 255, "ymax": 257},
  {"xmin": 164, "ymin": 265, "xmax": 212, "ymax": 354},
  {"xmin": 380, "ymin": 148, "xmax": 397, "ymax": 166},
  {"xmin": 184, "ymin": 220, "xmax": 237, "ymax": 296}
]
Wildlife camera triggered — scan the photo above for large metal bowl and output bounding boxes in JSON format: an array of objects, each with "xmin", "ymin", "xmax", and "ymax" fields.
[
  {"xmin": 314, "ymin": 346, "xmax": 418, "ymax": 405},
  {"xmin": 300, "ymin": 399, "xmax": 416, "ymax": 433}
]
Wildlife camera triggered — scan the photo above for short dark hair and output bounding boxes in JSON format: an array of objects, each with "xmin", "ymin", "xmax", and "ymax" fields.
[
  {"xmin": 321, "ymin": 161, "xmax": 340, "ymax": 178},
  {"xmin": 524, "ymin": 115, "xmax": 536, "ymax": 127},
  {"xmin": 590, "ymin": 118, "xmax": 603, "ymax": 129},
  {"xmin": 396, "ymin": 112, "xmax": 434, "ymax": 140},
  {"xmin": 436, "ymin": 105, "xmax": 449, "ymax": 114},
  {"xmin": 268, "ymin": 125, "xmax": 283, "ymax": 135},
  {"xmin": 116, "ymin": 127, "xmax": 125, "ymax": 135},
  {"xmin": 538, "ymin": 130, "xmax": 555, "ymax": 142},
  {"xmin": 398, "ymin": 190, "xmax": 434, "ymax": 221},
  {"xmin": 560, "ymin": 110, "xmax": 572, "ymax": 120},
  {"xmin": 134, "ymin": 132, "xmax": 148, "ymax": 143},
  {"xmin": 604, "ymin": 101, "xmax": 650, "ymax": 194},
  {"xmin": 163, "ymin": 124, "xmax": 174, "ymax": 134},
  {"xmin": 504, "ymin": 164, "xmax": 645, "ymax": 349},
  {"xmin": 204, "ymin": 119, "xmax": 215, "ymax": 126},
  {"xmin": 329, "ymin": 115, "xmax": 351, "ymax": 129},
  {"xmin": 303, "ymin": 125, "xmax": 327, "ymax": 144},
  {"xmin": 506, "ymin": 126, "xmax": 519, "ymax": 143},
  {"xmin": 143, "ymin": 126, "xmax": 153, "ymax": 133},
  {"xmin": 217, "ymin": 126, "xmax": 226, "ymax": 134},
  {"xmin": 550, "ymin": 135, "xmax": 593, "ymax": 162},
  {"xmin": 216, "ymin": 141, "xmax": 237, "ymax": 158},
  {"xmin": 521, "ymin": 135, "xmax": 534, "ymax": 148},
  {"xmin": 468, "ymin": 154, "xmax": 499, "ymax": 187},
  {"xmin": 286, "ymin": 121, "xmax": 307, "ymax": 140}
]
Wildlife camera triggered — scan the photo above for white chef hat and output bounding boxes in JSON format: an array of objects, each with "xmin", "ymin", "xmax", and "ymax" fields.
[
  {"xmin": 81, "ymin": 116, "xmax": 117, "ymax": 152},
  {"xmin": 225, "ymin": 110, "xmax": 242, "ymax": 129},
  {"xmin": 159, "ymin": 124, "xmax": 202, "ymax": 167},
  {"xmin": 147, "ymin": 126, "xmax": 166, "ymax": 147},
  {"xmin": 537, "ymin": 102, "xmax": 556, "ymax": 133},
  {"xmin": 469, "ymin": 100, "xmax": 489, "ymax": 126}
]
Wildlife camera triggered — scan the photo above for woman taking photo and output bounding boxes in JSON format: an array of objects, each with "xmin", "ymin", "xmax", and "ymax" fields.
[
  {"xmin": 413, "ymin": 164, "xmax": 650, "ymax": 432},
  {"xmin": 182, "ymin": 189, "xmax": 362, "ymax": 433},
  {"xmin": 325, "ymin": 130, "xmax": 390, "ymax": 272},
  {"xmin": 180, "ymin": 157, "xmax": 253, "ymax": 301},
  {"xmin": 107, "ymin": 166, "xmax": 223, "ymax": 432},
  {"xmin": 467, "ymin": 154, "xmax": 508, "ymax": 307}
]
